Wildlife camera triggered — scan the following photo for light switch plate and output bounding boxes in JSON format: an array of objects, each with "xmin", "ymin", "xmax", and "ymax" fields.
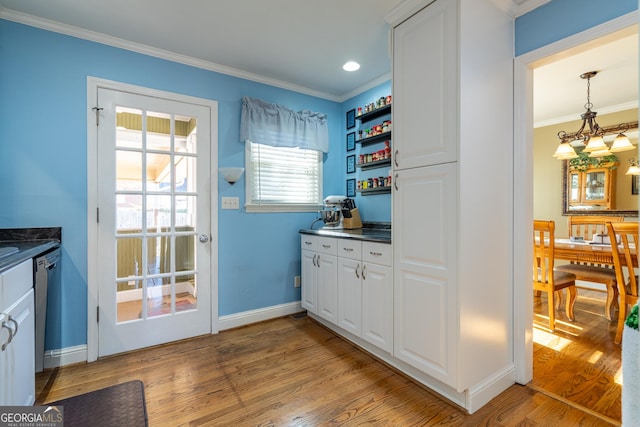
[{"xmin": 222, "ymin": 197, "xmax": 240, "ymax": 209}]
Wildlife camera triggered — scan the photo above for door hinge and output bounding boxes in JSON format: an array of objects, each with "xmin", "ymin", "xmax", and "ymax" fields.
[
  {"xmin": 92, "ymin": 106, "xmax": 103, "ymax": 126},
  {"xmin": 96, "ymin": 306, "xmax": 99, "ymax": 323}
]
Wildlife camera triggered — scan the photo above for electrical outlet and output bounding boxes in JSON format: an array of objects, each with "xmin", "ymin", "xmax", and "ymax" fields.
[
  {"xmin": 294, "ymin": 275, "xmax": 301, "ymax": 288},
  {"xmin": 222, "ymin": 197, "xmax": 240, "ymax": 209}
]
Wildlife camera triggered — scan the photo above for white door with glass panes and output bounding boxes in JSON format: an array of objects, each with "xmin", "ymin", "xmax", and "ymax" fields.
[{"xmin": 96, "ymin": 88, "xmax": 214, "ymax": 357}]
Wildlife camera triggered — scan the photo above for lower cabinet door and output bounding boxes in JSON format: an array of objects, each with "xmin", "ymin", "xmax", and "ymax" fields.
[
  {"xmin": 337, "ymin": 257, "xmax": 362, "ymax": 336},
  {"xmin": 1, "ymin": 289, "xmax": 35, "ymax": 405},
  {"xmin": 301, "ymin": 249, "xmax": 318, "ymax": 314},
  {"xmin": 317, "ymin": 254, "xmax": 338, "ymax": 324},
  {"xmin": 362, "ymin": 262, "xmax": 393, "ymax": 353}
]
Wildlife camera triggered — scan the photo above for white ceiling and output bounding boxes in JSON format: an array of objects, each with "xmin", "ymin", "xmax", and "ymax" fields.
[
  {"xmin": 0, "ymin": 0, "xmax": 635, "ymax": 123},
  {"xmin": 533, "ymin": 26, "xmax": 638, "ymax": 127}
]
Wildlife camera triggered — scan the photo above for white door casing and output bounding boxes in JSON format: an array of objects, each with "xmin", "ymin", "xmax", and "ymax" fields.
[{"xmin": 87, "ymin": 77, "xmax": 218, "ymax": 361}]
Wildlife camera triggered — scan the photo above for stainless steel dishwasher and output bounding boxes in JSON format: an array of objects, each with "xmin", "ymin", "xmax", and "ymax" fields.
[{"xmin": 34, "ymin": 247, "xmax": 60, "ymax": 373}]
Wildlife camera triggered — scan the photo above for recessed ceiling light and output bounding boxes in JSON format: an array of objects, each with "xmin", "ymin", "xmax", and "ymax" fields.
[{"xmin": 343, "ymin": 61, "xmax": 360, "ymax": 72}]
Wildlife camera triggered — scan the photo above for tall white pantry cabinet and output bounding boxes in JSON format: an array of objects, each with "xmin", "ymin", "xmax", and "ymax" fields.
[{"xmin": 389, "ymin": 0, "xmax": 514, "ymax": 412}]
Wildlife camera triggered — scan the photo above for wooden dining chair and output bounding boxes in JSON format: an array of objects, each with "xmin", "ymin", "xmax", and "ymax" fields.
[
  {"xmin": 605, "ymin": 221, "xmax": 639, "ymax": 344},
  {"xmin": 533, "ymin": 220, "xmax": 577, "ymax": 331},
  {"xmin": 555, "ymin": 215, "xmax": 624, "ymax": 321}
]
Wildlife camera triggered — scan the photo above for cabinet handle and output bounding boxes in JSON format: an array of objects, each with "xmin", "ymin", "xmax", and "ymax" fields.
[
  {"xmin": 322, "ymin": 244, "xmax": 331, "ymax": 249},
  {"xmin": 342, "ymin": 248, "xmax": 354, "ymax": 252},
  {"xmin": 394, "ymin": 150, "xmax": 399, "ymax": 167},
  {"xmin": 312, "ymin": 254, "xmax": 317, "ymax": 267},
  {"xmin": 317, "ymin": 255, "xmax": 321, "ymax": 267},
  {"xmin": 394, "ymin": 173, "xmax": 399, "ymax": 191},
  {"xmin": 304, "ymin": 241, "xmax": 312, "ymax": 246},
  {"xmin": 362, "ymin": 265, "xmax": 367, "ymax": 280},
  {"xmin": 1, "ymin": 320, "xmax": 14, "ymax": 351},
  {"xmin": 370, "ymin": 251, "xmax": 383, "ymax": 257},
  {"xmin": 355, "ymin": 264, "xmax": 360, "ymax": 278},
  {"xmin": 8, "ymin": 316, "xmax": 18, "ymax": 337}
]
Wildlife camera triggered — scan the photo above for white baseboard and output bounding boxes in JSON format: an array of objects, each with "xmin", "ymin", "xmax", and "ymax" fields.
[
  {"xmin": 43, "ymin": 302, "xmax": 303, "ymax": 369},
  {"xmin": 466, "ymin": 365, "xmax": 516, "ymax": 414},
  {"xmin": 218, "ymin": 301, "xmax": 303, "ymax": 331},
  {"xmin": 43, "ymin": 345, "xmax": 88, "ymax": 370}
]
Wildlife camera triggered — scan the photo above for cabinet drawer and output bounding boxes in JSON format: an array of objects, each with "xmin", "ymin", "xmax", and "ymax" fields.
[
  {"xmin": 362, "ymin": 241, "xmax": 391, "ymax": 266},
  {"xmin": 300, "ymin": 235, "xmax": 317, "ymax": 251},
  {"xmin": 316, "ymin": 237, "xmax": 338, "ymax": 256},
  {"xmin": 337, "ymin": 239, "xmax": 362, "ymax": 260}
]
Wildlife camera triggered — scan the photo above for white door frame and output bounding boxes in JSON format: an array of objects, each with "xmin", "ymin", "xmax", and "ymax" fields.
[
  {"xmin": 513, "ymin": 12, "xmax": 638, "ymax": 384},
  {"xmin": 86, "ymin": 77, "xmax": 219, "ymax": 363}
]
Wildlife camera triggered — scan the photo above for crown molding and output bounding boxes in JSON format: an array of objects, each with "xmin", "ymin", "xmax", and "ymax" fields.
[
  {"xmin": 0, "ymin": 8, "xmax": 347, "ymax": 102},
  {"xmin": 514, "ymin": 0, "xmax": 550, "ymax": 18},
  {"xmin": 534, "ymin": 101, "xmax": 639, "ymax": 129}
]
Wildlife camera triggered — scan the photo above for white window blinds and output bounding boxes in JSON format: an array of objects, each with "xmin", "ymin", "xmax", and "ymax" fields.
[{"xmin": 245, "ymin": 141, "xmax": 322, "ymax": 212}]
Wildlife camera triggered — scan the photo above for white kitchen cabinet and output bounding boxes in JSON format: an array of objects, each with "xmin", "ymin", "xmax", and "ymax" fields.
[
  {"xmin": 301, "ymin": 246, "xmax": 318, "ymax": 314},
  {"xmin": 390, "ymin": 0, "xmax": 514, "ymax": 412},
  {"xmin": 336, "ymin": 239, "xmax": 392, "ymax": 353},
  {"xmin": 393, "ymin": 163, "xmax": 457, "ymax": 381},
  {"xmin": 0, "ymin": 260, "xmax": 36, "ymax": 406},
  {"xmin": 300, "ymin": 235, "xmax": 338, "ymax": 324},
  {"xmin": 360, "ymin": 242, "xmax": 392, "ymax": 353},
  {"xmin": 392, "ymin": 0, "xmax": 457, "ymax": 170},
  {"xmin": 337, "ymin": 239, "xmax": 362, "ymax": 336}
]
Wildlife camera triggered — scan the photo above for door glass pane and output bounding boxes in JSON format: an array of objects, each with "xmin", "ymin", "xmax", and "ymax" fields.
[
  {"xmin": 175, "ymin": 155, "xmax": 195, "ymax": 192},
  {"xmin": 146, "ymin": 195, "xmax": 171, "ymax": 229},
  {"xmin": 116, "ymin": 151, "xmax": 142, "ymax": 191},
  {"xmin": 146, "ymin": 275, "xmax": 168, "ymax": 318},
  {"xmin": 176, "ymin": 274, "xmax": 197, "ymax": 313},
  {"xmin": 116, "ymin": 279, "xmax": 142, "ymax": 323},
  {"xmin": 147, "ymin": 153, "xmax": 172, "ymax": 191},
  {"xmin": 175, "ymin": 234, "xmax": 195, "ymax": 272},
  {"xmin": 176, "ymin": 117, "xmax": 197, "ymax": 154},
  {"xmin": 147, "ymin": 111, "xmax": 172, "ymax": 152},
  {"xmin": 176, "ymin": 195, "xmax": 196, "ymax": 228},
  {"xmin": 147, "ymin": 236, "xmax": 172, "ymax": 275},
  {"xmin": 116, "ymin": 107, "xmax": 143, "ymax": 149},
  {"xmin": 117, "ymin": 194, "xmax": 142, "ymax": 233},
  {"xmin": 116, "ymin": 236, "xmax": 143, "ymax": 322}
]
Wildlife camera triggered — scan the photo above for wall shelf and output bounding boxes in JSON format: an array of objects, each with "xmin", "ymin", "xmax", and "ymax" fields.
[
  {"xmin": 357, "ymin": 187, "xmax": 392, "ymax": 196},
  {"xmin": 357, "ymin": 104, "xmax": 391, "ymax": 123},
  {"xmin": 357, "ymin": 132, "xmax": 391, "ymax": 147},
  {"xmin": 357, "ymin": 159, "xmax": 392, "ymax": 171}
]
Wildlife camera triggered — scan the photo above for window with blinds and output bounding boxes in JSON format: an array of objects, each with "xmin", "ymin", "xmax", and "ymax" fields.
[{"xmin": 245, "ymin": 141, "xmax": 323, "ymax": 212}]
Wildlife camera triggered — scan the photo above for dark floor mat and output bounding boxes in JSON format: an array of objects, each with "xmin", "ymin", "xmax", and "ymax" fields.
[{"xmin": 46, "ymin": 380, "xmax": 148, "ymax": 427}]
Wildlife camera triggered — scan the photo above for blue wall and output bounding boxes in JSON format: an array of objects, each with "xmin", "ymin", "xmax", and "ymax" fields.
[
  {"xmin": 341, "ymin": 83, "xmax": 392, "ymax": 223},
  {"xmin": 0, "ymin": 19, "xmax": 348, "ymax": 349},
  {"xmin": 515, "ymin": 0, "xmax": 637, "ymax": 56}
]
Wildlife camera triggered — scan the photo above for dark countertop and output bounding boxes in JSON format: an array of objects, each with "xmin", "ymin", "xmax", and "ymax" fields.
[
  {"xmin": 299, "ymin": 227, "xmax": 391, "ymax": 243},
  {"xmin": 0, "ymin": 228, "xmax": 62, "ymax": 274}
]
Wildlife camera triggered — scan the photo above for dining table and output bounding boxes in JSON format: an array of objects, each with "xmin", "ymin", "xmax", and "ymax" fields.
[{"xmin": 547, "ymin": 238, "xmax": 637, "ymax": 321}]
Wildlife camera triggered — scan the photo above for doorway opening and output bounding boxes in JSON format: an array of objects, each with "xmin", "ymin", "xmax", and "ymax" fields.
[{"xmin": 515, "ymin": 16, "xmax": 638, "ymax": 424}]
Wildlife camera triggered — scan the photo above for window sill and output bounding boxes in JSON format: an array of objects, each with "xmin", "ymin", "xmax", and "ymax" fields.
[{"xmin": 245, "ymin": 203, "xmax": 323, "ymax": 213}]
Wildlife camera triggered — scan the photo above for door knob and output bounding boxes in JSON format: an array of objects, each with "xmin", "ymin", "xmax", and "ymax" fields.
[{"xmin": 199, "ymin": 234, "xmax": 210, "ymax": 243}]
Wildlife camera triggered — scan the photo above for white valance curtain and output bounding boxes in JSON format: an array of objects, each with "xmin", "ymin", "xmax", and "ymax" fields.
[{"xmin": 240, "ymin": 96, "xmax": 329, "ymax": 153}]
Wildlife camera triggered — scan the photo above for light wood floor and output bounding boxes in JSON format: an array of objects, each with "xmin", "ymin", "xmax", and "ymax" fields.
[
  {"xmin": 533, "ymin": 288, "xmax": 622, "ymax": 423},
  {"xmin": 36, "ymin": 304, "xmax": 618, "ymax": 426}
]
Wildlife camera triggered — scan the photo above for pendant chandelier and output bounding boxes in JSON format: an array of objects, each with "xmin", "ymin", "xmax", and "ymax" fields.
[{"xmin": 552, "ymin": 71, "xmax": 638, "ymax": 166}]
